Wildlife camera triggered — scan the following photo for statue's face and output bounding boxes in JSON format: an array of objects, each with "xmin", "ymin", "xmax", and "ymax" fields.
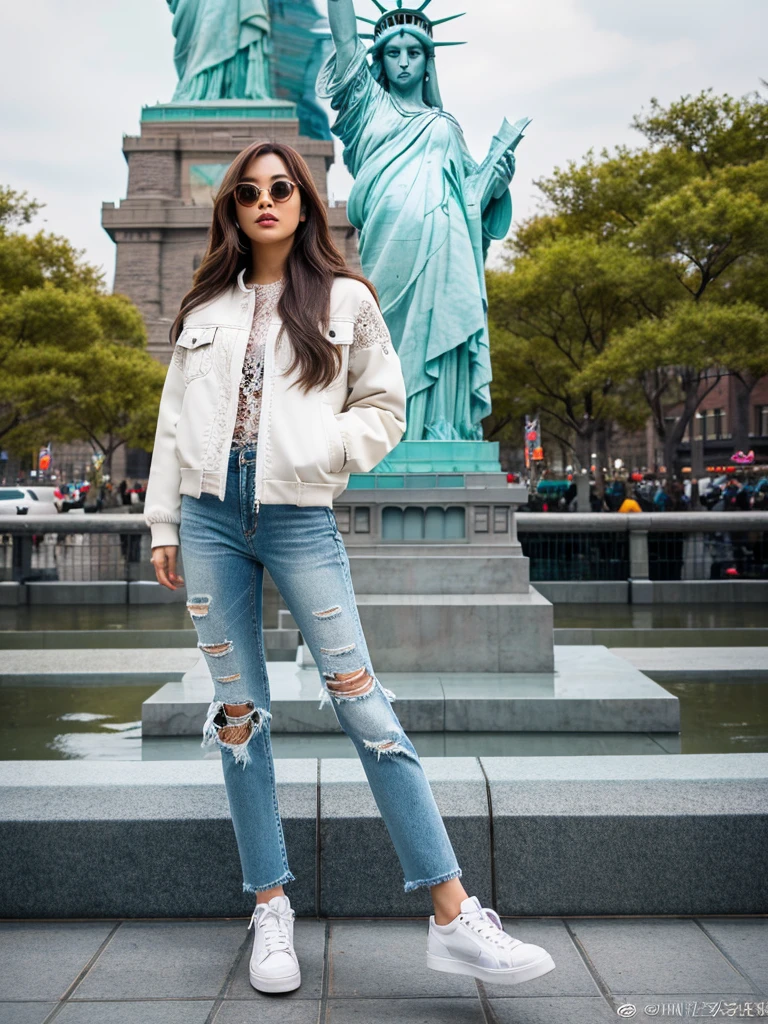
[
  {"xmin": 380, "ymin": 32, "xmax": 427, "ymax": 94},
  {"xmin": 234, "ymin": 152, "xmax": 305, "ymax": 250}
]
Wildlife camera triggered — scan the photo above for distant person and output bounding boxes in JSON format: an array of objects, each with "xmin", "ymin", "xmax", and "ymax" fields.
[{"xmin": 618, "ymin": 495, "xmax": 642, "ymax": 513}]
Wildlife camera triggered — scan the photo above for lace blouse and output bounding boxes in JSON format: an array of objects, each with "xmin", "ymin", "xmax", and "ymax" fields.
[
  {"xmin": 230, "ymin": 279, "xmax": 392, "ymax": 449},
  {"xmin": 231, "ymin": 278, "xmax": 284, "ymax": 450}
]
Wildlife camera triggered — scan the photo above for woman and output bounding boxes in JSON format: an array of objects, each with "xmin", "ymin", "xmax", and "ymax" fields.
[{"xmin": 145, "ymin": 140, "xmax": 555, "ymax": 994}]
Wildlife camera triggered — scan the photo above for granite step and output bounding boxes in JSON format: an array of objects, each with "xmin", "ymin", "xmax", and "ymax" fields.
[{"xmin": 141, "ymin": 645, "xmax": 680, "ymax": 735}]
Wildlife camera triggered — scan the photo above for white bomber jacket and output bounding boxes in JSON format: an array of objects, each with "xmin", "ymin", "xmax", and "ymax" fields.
[{"xmin": 144, "ymin": 270, "xmax": 407, "ymax": 548}]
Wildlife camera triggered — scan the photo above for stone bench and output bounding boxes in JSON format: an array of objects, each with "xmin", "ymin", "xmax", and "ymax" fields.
[{"xmin": 1, "ymin": 754, "xmax": 765, "ymax": 920}]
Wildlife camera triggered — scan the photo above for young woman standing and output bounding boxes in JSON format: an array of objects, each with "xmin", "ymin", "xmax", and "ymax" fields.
[{"xmin": 145, "ymin": 140, "xmax": 555, "ymax": 994}]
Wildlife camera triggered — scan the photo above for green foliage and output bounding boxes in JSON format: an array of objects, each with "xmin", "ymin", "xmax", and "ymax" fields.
[
  {"xmin": 0, "ymin": 186, "xmax": 162, "ymax": 469},
  {"xmin": 490, "ymin": 84, "xmax": 768, "ymax": 475}
]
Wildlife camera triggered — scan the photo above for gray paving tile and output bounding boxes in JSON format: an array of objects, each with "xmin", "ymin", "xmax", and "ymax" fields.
[
  {"xmin": 215, "ymin": 1002, "xmax": 321, "ymax": 1023},
  {"xmin": 483, "ymin": 919, "xmax": 599, "ymax": 997},
  {"xmin": 0, "ymin": 922, "xmax": 113, "ymax": 1000},
  {"xmin": 72, "ymin": 921, "xmax": 244, "ymax": 1000},
  {"xmin": 326, "ymin": 997, "xmax": 485, "ymax": 1023},
  {"xmin": 699, "ymin": 918, "xmax": 768, "ymax": 990},
  {"xmin": 569, "ymin": 919, "xmax": 749, "ymax": 994},
  {"xmin": 225, "ymin": 919, "xmax": 326, "ymax": 1000},
  {"xmin": 0, "ymin": 1006, "xmax": 56, "ymax": 1024},
  {"xmin": 328, "ymin": 921, "xmax": 477, "ymax": 998},
  {"xmin": 490, "ymin": 996, "xmax": 618, "ymax": 1022},
  {"xmin": 56, "ymin": 1002, "xmax": 214, "ymax": 1023}
]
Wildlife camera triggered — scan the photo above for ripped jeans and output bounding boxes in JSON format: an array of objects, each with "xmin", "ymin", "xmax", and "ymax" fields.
[{"xmin": 178, "ymin": 443, "xmax": 463, "ymax": 895}]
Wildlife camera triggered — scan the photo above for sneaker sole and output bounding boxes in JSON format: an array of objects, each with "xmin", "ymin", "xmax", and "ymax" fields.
[
  {"xmin": 249, "ymin": 965, "xmax": 301, "ymax": 994},
  {"xmin": 426, "ymin": 949, "xmax": 555, "ymax": 985}
]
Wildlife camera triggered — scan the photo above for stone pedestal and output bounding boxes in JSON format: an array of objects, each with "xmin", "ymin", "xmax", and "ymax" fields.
[
  {"xmin": 318, "ymin": 475, "xmax": 556, "ymax": 672},
  {"xmin": 102, "ymin": 102, "xmax": 359, "ymax": 363}
]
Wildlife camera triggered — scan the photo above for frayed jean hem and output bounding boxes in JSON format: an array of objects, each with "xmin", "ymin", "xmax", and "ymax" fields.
[
  {"xmin": 243, "ymin": 868, "xmax": 296, "ymax": 894},
  {"xmin": 403, "ymin": 866, "xmax": 462, "ymax": 893}
]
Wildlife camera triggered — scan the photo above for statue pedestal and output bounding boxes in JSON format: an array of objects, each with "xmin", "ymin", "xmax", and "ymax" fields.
[
  {"xmin": 368, "ymin": 439, "xmax": 502, "ymax": 474},
  {"xmin": 141, "ymin": 99, "xmax": 298, "ymax": 123},
  {"xmin": 102, "ymin": 103, "xmax": 360, "ymax": 364},
  {"xmin": 332, "ymin": 468, "xmax": 554, "ymax": 673}
]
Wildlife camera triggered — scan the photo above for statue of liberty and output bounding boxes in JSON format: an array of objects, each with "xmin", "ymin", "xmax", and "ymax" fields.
[
  {"xmin": 167, "ymin": 0, "xmax": 273, "ymax": 101},
  {"xmin": 317, "ymin": 0, "xmax": 530, "ymax": 441}
]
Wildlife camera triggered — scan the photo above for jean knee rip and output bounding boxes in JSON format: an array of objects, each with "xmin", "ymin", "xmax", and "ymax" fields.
[
  {"xmin": 316, "ymin": 672, "xmax": 396, "ymax": 710},
  {"xmin": 363, "ymin": 736, "xmax": 420, "ymax": 763},
  {"xmin": 198, "ymin": 639, "xmax": 234, "ymax": 657},
  {"xmin": 186, "ymin": 595, "xmax": 212, "ymax": 618},
  {"xmin": 201, "ymin": 700, "xmax": 271, "ymax": 768}
]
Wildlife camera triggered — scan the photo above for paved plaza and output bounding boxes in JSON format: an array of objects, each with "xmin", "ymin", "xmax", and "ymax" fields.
[{"xmin": 2, "ymin": 914, "xmax": 766, "ymax": 1023}]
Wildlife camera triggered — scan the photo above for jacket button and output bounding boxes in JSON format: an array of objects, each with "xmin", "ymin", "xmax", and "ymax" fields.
[{"xmin": 329, "ymin": 330, "xmax": 336, "ymax": 338}]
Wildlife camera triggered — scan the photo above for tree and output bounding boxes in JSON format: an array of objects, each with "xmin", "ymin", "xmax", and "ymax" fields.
[
  {"xmin": 488, "ymin": 86, "xmax": 768, "ymax": 477},
  {"xmin": 0, "ymin": 187, "xmax": 163, "ymax": 476},
  {"xmin": 488, "ymin": 236, "xmax": 654, "ymax": 491}
]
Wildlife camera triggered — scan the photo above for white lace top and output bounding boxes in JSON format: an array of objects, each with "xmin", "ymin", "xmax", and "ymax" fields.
[
  {"xmin": 230, "ymin": 279, "xmax": 392, "ymax": 449},
  {"xmin": 231, "ymin": 278, "xmax": 284, "ymax": 449}
]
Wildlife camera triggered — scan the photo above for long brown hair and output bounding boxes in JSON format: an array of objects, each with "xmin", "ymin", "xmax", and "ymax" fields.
[{"xmin": 170, "ymin": 141, "xmax": 376, "ymax": 392}]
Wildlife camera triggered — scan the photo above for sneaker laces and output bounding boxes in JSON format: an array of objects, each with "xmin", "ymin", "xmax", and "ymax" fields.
[
  {"xmin": 248, "ymin": 902, "xmax": 295, "ymax": 955},
  {"xmin": 461, "ymin": 907, "xmax": 523, "ymax": 950}
]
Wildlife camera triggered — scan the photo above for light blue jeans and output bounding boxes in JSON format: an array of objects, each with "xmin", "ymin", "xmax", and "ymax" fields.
[{"xmin": 178, "ymin": 443, "xmax": 463, "ymax": 895}]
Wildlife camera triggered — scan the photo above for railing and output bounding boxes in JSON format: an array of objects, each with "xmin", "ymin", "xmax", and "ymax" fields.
[
  {"xmin": 2, "ymin": 512, "xmax": 767, "ymax": 585},
  {"xmin": 517, "ymin": 512, "xmax": 768, "ymax": 582},
  {"xmin": 0, "ymin": 514, "xmax": 151, "ymax": 585}
]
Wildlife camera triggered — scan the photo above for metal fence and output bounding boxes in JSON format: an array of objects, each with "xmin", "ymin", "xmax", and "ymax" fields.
[
  {"xmin": 517, "ymin": 512, "xmax": 768, "ymax": 582},
  {"xmin": 2, "ymin": 511, "xmax": 767, "ymax": 585},
  {"xmin": 0, "ymin": 515, "xmax": 151, "ymax": 584}
]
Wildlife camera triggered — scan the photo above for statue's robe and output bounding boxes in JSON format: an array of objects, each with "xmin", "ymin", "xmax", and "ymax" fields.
[
  {"xmin": 317, "ymin": 38, "xmax": 512, "ymax": 441},
  {"xmin": 168, "ymin": 0, "xmax": 271, "ymax": 100}
]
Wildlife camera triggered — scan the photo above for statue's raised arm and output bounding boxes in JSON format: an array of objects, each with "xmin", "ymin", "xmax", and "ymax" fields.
[{"xmin": 327, "ymin": 0, "xmax": 360, "ymax": 77}]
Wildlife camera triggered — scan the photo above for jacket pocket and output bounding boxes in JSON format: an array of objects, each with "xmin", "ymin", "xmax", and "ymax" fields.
[
  {"xmin": 320, "ymin": 400, "xmax": 347, "ymax": 475},
  {"xmin": 175, "ymin": 327, "xmax": 218, "ymax": 384}
]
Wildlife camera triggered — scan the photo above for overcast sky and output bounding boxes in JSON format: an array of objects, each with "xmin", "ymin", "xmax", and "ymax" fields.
[{"xmin": 1, "ymin": 0, "xmax": 765, "ymax": 288}]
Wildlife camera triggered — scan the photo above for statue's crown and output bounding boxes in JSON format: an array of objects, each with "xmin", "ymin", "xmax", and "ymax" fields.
[{"xmin": 357, "ymin": 0, "xmax": 466, "ymax": 50}]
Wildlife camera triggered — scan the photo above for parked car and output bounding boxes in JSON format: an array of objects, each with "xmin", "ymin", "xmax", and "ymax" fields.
[{"xmin": 0, "ymin": 486, "xmax": 61, "ymax": 516}]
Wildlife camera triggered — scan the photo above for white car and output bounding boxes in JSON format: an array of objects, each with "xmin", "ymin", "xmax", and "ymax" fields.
[{"xmin": 0, "ymin": 486, "xmax": 61, "ymax": 516}]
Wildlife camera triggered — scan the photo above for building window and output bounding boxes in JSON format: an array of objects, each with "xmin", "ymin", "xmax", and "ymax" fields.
[
  {"xmin": 696, "ymin": 408, "xmax": 729, "ymax": 441},
  {"xmin": 711, "ymin": 408, "xmax": 727, "ymax": 440},
  {"xmin": 757, "ymin": 405, "xmax": 768, "ymax": 437}
]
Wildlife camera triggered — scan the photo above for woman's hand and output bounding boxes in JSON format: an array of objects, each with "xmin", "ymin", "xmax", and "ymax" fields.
[{"xmin": 151, "ymin": 545, "xmax": 185, "ymax": 590}]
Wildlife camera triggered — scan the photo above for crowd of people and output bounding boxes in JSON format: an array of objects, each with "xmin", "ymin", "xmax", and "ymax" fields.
[{"xmin": 522, "ymin": 471, "xmax": 768, "ymax": 513}]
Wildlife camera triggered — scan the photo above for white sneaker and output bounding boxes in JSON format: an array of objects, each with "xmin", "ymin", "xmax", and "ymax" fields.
[
  {"xmin": 248, "ymin": 894, "xmax": 301, "ymax": 993},
  {"xmin": 427, "ymin": 895, "xmax": 556, "ymax": 985}
]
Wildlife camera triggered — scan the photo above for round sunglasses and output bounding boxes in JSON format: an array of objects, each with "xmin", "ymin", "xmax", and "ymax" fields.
[{"xmin": 234, "ymin": 180, "xmax": 298, "ymax": 206}]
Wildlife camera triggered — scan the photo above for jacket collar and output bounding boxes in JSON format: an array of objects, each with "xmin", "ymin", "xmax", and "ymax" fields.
[{"xmin": 236, "ymin": 268, "xmax": 250, "ymax": 294}]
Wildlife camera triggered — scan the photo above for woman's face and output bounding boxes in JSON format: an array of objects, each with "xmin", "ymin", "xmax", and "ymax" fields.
[
  {"xmin": 381, "ymin": 32, "xmax": 427, "ymax": 93},
  {"xmin": 234, "ymin": 152, "xmax": 304, "ymax": 248}
]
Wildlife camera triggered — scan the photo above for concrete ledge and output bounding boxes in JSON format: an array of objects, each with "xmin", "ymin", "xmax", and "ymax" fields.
[
  {"xmin": 142, "ymin": 648, "xmax": 680, "ymax": 736},
  {"xmin": 1, "ymin": 754, "xmax": 765, "ymax": 919},
  {"xmin": 554, "ymin": 627, "xmax": 768, "ymax": 647},
  {"xmin": 27, "ymin": 582, "xmax": 129, "ymax": 605},
  {"xmin": 610, "ymin": 647, "xmax": 768, "ymax": 682},
  {"xmin": 0, "ymin": 627, "xmax": 300, "ymax": 654},
  {"xmin": 534, "ymin": 581, "xmax": 629, "ymax": 604},
  {"xmin": 634, "ymin": 581, "xmax": 768, "ymax": 604}
]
